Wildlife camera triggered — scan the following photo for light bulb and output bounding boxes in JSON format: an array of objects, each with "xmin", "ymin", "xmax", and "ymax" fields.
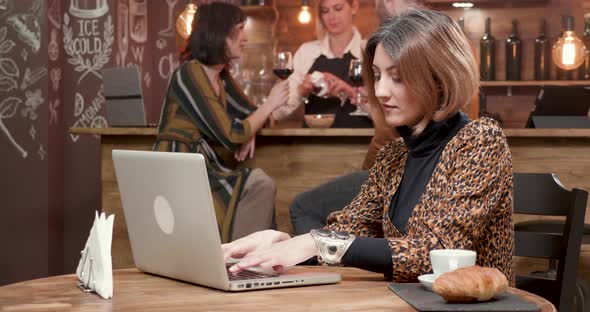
[
  {"xmin": 176, "ymin": 3, "xmax": 197, "ymax": 40},
  {"xmin": 298, "ymin": 6, "xmax": 311, "ymax": 24},
  {"xmin": 552, "ymin": 17, "xmax": 587, "ymax": 70}
]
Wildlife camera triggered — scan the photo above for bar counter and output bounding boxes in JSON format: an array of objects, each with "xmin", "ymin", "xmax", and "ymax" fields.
[{"xmin": 70, "ymin": 126, "xmax": 590, "ymax": 278}]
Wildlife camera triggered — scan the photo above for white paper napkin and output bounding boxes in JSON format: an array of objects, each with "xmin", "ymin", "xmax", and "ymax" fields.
[{"xmin": 76, "ymin": 211, "xmax": 114, "ymax": 299}]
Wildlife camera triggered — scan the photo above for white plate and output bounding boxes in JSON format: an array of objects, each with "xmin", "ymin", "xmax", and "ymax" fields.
[{"xmin": 418, "ymin": 273, "xmax": 437, "ymax": 290}]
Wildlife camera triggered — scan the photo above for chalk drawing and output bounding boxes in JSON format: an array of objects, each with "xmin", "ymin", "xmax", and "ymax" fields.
[
  {"xmin": 117, "ymin": 1, "xmax": 129, "ymax": 67},
  {"xmin": 6, "ymin": 14, "xmax": 41, "ymax": 53},
  {"xmin": 38, "ymin": 144, "xmax": 46, "ymax": 160},
  {"xmin": 29, "ymin": 124, "xmax": 35, "ymax": 139},
  {"xmin": 63, "ymin": 13, "xmax": 114, "ymax": 84},
  {"xmin": 49, "ymin": 29, "xmax": 59, "ymax": 61},
  {"xmin": 0, "ymin": 97, "xmax": 27, "ymax": 158},
  {"xmin": 70, "ymin": 89, "xmax": 105, "ymax": 142},
  {"xmin": 50, "ymin": 68, "xmax": 61, "ymax": 92},
  {"xmin": 0, "ymin": 0, "xmax": 13, "ymax": 19},
  {"xmin": 49, "ymin": 99, "xmax": 60, "ymax": 125},
  {"xmin": 156, "ymin": 38, "xmax": 167, "ymax": 50},
  {"xmin": 129, "ymin": 0, "xmax": 147, "ymax": 43},
  {"xmin": 69, "ymin": 0, "xmax": 109, "ymax": 19},
  {"xmin": 74, "ymin": 92, "xmax": 84, "ymax": 117},
  {"xmin": 21, "ymin": 48, "xmax": 27, "ymax": 61},
  {"xmin": 144, "ymin": 71, "xmax": 150, "ymax": 88},
  {"xmin": 48, "ymin": 0, "xmax": 61, "ymax": 29},
  {"xmin": 0, "ymin": 27, "xmax": 18, "ymax": 93},
  {"xmin": 159, "ymin": 0, "xmax": 177, "ymax": 37},
  {"xmin": 21, "ymin": 88, "xmax": 43, "ymax": 121},
  {"xmin": 158, "ymin": 52, "xmax": 179, "ymax": 80},
  {"xmin": 91, "ymin": 115, "xmax": 107, "ymax": 128},
  {"xmin": 20, "ymin": 67, "xmax": 46, "ymax": 90},
  {"xmin": 131, "ymin": 45, "xmax": 143, "ymax": 63}
]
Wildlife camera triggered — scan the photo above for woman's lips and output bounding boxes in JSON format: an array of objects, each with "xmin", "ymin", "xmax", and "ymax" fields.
[{"xmin": 382, "ymin": 104, "xmax": 398, "ymax": 112}]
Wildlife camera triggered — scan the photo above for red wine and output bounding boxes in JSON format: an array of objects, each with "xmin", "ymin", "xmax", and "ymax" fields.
[
  {"xmin": 505, "ymin": 19, "xmax": 522, "ymax": 81},
  {"xmin": 579, "ymin": 14, "xmax": 590, "ymax": 80},
  {"xmin": 480, "ymin": 17, "xmax": 496, "ymax": 81},
  {"xmin": 273, "ymin": 68, "xmax": 293, "ymax": 80},
  {"xmin": 349, "ymin": 75, "xmax": 363, "ymax": 86},
  {"xmin": 534, "ymin": 19, "xmax": 550, "ymax": 80}
]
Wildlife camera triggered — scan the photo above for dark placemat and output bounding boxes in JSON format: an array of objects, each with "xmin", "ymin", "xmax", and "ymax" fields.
[{"xmin": 388, "ymin": 283, "xmax": 541, "ymax": 312}]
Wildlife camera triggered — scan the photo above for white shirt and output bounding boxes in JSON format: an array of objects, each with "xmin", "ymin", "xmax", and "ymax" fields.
[{"xmin": 273, "ymin": 28, "xmax": 364, "ymax": 120}]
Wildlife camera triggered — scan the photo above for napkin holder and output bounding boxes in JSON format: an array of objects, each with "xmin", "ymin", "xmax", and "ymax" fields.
[{"xmin": 76, "ymin": 211, "xmax": 114, "ymax": 299}]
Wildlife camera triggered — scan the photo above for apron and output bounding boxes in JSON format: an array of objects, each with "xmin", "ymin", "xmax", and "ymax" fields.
[{"xmin": 305, "ymin": 52, "xmax": 373, "ymax": 128}]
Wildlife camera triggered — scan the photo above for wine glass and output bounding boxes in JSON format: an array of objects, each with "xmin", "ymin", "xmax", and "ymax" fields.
[
  {"xmin": 273, "ymin": 51, "xmax": 293, "ymax": 80},
  {"xmin": 348, "ymin": 59, "xmax": 368, "ymax": 116}
]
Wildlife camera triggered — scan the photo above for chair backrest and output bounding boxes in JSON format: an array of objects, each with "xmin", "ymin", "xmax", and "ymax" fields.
[{"xmin": 514, "ymin": 173, "xmax": 588, "ymax": 311}]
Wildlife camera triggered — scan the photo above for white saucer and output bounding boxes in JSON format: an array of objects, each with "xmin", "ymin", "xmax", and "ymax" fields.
[{"xmin": 417, "ymin": 273, "xmax": 437, "ymax": 290}]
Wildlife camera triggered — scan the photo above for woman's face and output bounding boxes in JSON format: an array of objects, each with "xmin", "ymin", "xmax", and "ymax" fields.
[
  {"xmin": 319, "ymin": 0, "xmax": 357, "ymax": 36},
  {"xmin": 372, "ymin": 43, "xmax": 426, "ymax": 129},
  {"xmin": 226, "ymin": 21, "xmax": 247, "ymax": 60}
]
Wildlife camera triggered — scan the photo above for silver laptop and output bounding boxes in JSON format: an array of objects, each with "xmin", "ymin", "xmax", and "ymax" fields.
[
  {"xmin": 102, "ymin": 66, "xmax": 146, "ymax": 127},
  {"xmin": 112, "ymin": 150, "xmax": 341, "ymax": 291}
]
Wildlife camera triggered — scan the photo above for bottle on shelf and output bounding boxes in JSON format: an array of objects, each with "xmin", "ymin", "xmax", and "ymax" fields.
[
  {"xmin": 506, "ymin": 19, "xmax": 522, "ymax": 81},
  {"xmin": 555, "ymin": 15, "xmax": 574, "ymax": 80},
  {"xmin": 578, "ymin": 13, "xmax": 590, "ymax": 80},
  {"xmin": 480, "ymin": 17, "xmax": 496, "ymax": 81},
  {"xmin": 534, "ymin": 19, "xmax": 551, "ymax": 80},
  {"xmin": 458, "ymin": 17, "xmax": 465, "ymax": 34}
]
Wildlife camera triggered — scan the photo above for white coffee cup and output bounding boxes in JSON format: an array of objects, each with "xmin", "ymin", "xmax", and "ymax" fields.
[{"xmin": 430, "ymin": 249, "xmax": 476, "ymax": 277}]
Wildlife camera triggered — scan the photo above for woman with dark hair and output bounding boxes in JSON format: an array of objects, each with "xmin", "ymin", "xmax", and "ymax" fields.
[
  {"xmin": 223, "ymin": 9, "xmax": 514, "ymax": 284},
  {"xmin": 154, "ymin": 2, "xmax": 289, "ymax": 243}
]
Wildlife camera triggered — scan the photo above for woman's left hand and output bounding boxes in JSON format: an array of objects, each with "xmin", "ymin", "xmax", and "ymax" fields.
[
  {"xmin": 228, "ymin": 233, "xmax": 318, "ymax": 274},
  {"xmin": 322, "ymin": 72, "xmax": 356, "ymax": 100},
  {"xmin": 234, "ymin": 136, "xmax": 255, "ymax": 162}
]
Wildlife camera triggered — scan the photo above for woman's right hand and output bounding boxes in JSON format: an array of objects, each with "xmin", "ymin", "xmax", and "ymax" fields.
[
  {"xmin": 221, "ymin": 230, "xmax": 290, "ymax": 262},
  {"xmin": 265, "ymin": 79, "xmax": 290, "ymax": 110},
  {"xmin": 298, "ymin": 74, "xmax": 315, "ymax": 98}
]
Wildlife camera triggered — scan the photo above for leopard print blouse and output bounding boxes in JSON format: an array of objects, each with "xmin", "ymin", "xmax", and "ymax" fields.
[{"xmin": 325, "ymin": 117, "xmax": 515, "ymax": 285}]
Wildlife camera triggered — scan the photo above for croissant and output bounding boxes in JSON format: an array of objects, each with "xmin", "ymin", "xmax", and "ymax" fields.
[{"xmin": 432, "ymin": 265, "xmax": 509, "ymax": 302}]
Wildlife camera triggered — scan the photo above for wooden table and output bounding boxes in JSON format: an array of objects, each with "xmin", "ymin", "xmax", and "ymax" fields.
[{"xmin": 0, "ymin": 267, "xmax": 556, "ymax": 312}]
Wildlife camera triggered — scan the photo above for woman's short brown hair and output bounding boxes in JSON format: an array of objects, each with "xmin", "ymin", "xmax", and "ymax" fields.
[{"xmin": 363, "ymin": 9, "xmax": 478, "ymax": 135}]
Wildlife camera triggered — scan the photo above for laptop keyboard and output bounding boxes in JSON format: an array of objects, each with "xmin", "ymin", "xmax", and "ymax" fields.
[{"xmin": 226, "ymin": 264, "xmax": 279, "ymax": 281}]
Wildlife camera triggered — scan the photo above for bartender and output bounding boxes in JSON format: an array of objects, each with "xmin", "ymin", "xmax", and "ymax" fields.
[{"xmin": 273, "ymin": 0, "xmax": 372, "ymax": 128}]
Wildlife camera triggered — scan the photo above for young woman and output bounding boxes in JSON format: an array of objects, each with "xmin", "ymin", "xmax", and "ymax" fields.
[
  {"xmin": 289, "ymin": 0, "xmax": 423, "ymax": 237},
  {"xmin": 154, "ymin": 3, "xmax": 289, "ymax": 243},
  {"xmin": 273, "ymin": 0, "xmax": 372, "ymax": 128},
  {"xmin": 222, "ymin": 9, "xmax": 515, "ymax": 284}
]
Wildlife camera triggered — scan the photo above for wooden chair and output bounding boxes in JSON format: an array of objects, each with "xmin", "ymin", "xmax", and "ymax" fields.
[{"xmin": 514, "ymin": 173, "xmax": 589, "ymax": 312}]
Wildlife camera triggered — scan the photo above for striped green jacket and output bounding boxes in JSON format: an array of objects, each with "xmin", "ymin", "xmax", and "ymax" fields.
[{"xmin": 154, "ymin": 60, "xmax": 257, "ymax": 242}]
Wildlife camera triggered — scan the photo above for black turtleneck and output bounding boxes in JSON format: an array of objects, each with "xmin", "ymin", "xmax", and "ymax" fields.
[{"xmin": 341, "ymin": 112, "xmax": 470, "ymax": 274}]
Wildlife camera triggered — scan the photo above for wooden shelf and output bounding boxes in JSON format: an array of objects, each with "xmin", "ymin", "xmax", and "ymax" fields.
[
  {"xmin": 481, "ymin": 80, "xmax": 590, "ymax": 87},
  {"xmin": 240, "ymin": 5, "xmax": 275, "ymax": 14}
]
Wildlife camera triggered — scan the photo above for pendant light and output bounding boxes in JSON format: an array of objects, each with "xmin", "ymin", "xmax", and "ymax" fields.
[
  {"xmin": 176, "ymin": 2, "xmax": 197, "ymax": 40},
  {"xmin": 298, "ymin": 0, "xmax": 311, "ymax": 24},
  {"xmin": 552, "ymin": 16, "xmax": 587, "ymax": 70}
]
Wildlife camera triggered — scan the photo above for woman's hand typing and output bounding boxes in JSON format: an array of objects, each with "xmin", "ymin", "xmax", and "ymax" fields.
[
  {"xmin": 227, "ymin": 233, "xmax": 318, "ymax": 274},
  {"xmin": 222, "ymin": 230, "xmax": 291, "ymax": 263}
]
